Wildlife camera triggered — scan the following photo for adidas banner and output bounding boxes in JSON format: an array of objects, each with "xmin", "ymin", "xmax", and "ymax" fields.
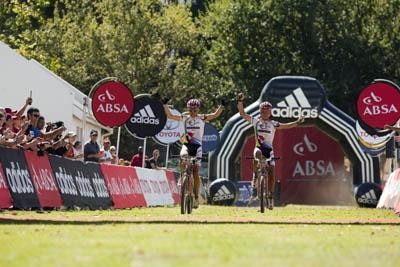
[
  {"xmin": 0, "ymin": 147, "xmax": 40, "ymax": 209},
  {"xmin": 24, "ymin": 151, "xmax": 62, "ymax": 208},
  {"xmin": 264, "ymin": 78, "xmax": 326, "ymax": 119},
  {"xmin": 82, "ymin": 162, "xmax": 113, "ymax": 209},
  {"xmin": 378, "ymin": 169, "xmax": 400, "ymax": 214},
  {"xmin": 355, "ymin": 182, "xmax": 382, "ymax": 208},
  {"xmin": 49, "ymin": 155, "xmax": 105, "ymax": 209},
  {"xmin": 0, "ymin": 162, "xmax": 13, "ymax": 208},
  {"xmin": 208, "ymin": 178, "xmax": 237, "ymax": 206},
  {"xmin": 0, "ymin": 147, "xmax": 180, "ymax": 210},
  {"xmin": 125, "ymin": 94, "xmax": 167, "ymax": 138}
]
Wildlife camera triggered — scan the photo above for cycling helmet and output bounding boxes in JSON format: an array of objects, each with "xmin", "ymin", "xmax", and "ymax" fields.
[
  {"xmin": 259, "ymin": 101, "xmax": 272, "ymax": 110},
  {"xmin": 187, "ymin": 98, "xmax": 201, "ymax": 109}
]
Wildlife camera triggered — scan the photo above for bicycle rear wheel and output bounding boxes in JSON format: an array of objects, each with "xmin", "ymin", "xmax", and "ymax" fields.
[{"xmin": 260, "ymin": 176, "xmax": 265, "ymax": 213}]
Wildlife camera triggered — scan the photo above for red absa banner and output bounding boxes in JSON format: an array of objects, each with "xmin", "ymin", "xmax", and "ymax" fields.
[
  {"xmin": 100, "ymin": 164, "xmax": 146, "ymax": 208},
  {"xmin": 0, "ymin": 162, "xmax": 13, "ymax": 208},
  {"xmin": 357, "ymin": 81, "xmax": 400, "ymax": 129},
  {"xmin": 91, "ymin": 80, "xmax": 134, "ymax": 127},
  {"xmin": 24, "ymin": 151, "xmax": 62, "ymax": 208},
  {"xmin": 274, "ymin": 127, "xmax": 350, "ymax": 204}
]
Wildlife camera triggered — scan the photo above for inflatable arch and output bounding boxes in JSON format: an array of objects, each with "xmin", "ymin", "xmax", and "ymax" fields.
[{"xmin": 209, "ymin": 76, "xmax": 380, "ymax": 186}]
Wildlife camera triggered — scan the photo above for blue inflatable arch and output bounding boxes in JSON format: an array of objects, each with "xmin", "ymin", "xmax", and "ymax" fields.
[{"xmin": 209, "ymin": 76, "xmax": 380, "ymax": 186}]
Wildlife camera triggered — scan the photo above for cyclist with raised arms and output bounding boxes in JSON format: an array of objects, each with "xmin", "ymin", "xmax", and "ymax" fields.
[
  {"xmin": 237, "ymin": 92, "xmax": 304, "ymax": 209},
  {"xmin": 163, "ymin": 98, "xmax": 224, "ymax": 209}
]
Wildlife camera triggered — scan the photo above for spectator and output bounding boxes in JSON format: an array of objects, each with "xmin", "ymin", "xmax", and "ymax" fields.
[
  {"xmin": 64, "ymin": 132, "xmax": 78, "ymax": 159},
  {"xmin": 99, "ymin": 138, "xmax": 112, "ymax": 164},
  {"xmin": 130, "ymin": 146, "xmax": 148, "ymax": 167},
  {"xmin": 25, "ymin": 109, "xmax": 65, "ymax": 141},
  {"xmin": 46, "ymin": 121, "xmax": 69, "ymax": 156},
  {"xmin": 72, "ymin": 141, "xmax": 83, "ymax": 160},
  {"xmin": 84, "ymin": 129, "xmax": 103, "ymax": 162},
  {"xmin": 110, "ymin": 146, "xmax": 119, "ymax": 165},
  {"xmin": 146, "ymin": 149, "xmax": 161, "ymax": 170},
  {"xmin": 11, "ymin": 115, "xmax": 25, "ymax": 134}
]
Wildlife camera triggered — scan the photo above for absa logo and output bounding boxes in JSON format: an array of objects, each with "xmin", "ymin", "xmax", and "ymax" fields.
[
  {"xmin": 91, "ymin": 80, "xmax": 134, "ymax": 127},
  {"xmin": 292, "ymin": 135, "xmax": 335, "ymax": 177}
]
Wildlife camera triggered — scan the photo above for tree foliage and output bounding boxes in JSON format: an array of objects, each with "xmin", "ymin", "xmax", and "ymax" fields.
[{"xmin": 1, "ymin": 0, "xmax": 400, "ymax": 158}]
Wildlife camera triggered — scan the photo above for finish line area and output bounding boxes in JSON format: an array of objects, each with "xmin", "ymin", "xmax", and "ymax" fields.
[{"xmin": 1, "ymin": 205, "xmax": 399, "ymax": 225}]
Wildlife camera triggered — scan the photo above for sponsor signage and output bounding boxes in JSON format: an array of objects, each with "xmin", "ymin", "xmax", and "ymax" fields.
[
  {"xmin": 264, "ymin": 78, "xmax": 326, "ymax": 119},
  {"xmin": 125, "ymin": 95, "xmax": 167, "ymax": 138},
  {"xmin": 155, "ymin": 108, "xmax": 184, "ymax": 144},
  {"xmin": 355, "ymin": 182, "xmax": 382, "ymax": 208},
  {"xmin": 0, "ymin": 162, "xmax": 13, "ymax": 208},
  {"xmin": 134, "ymin": 167, "xmax": 175, "ymax": 206},
  {"xmin": 48, "ymin": 155, "xmax": 110, "ymax": 209},
  {"xmin": 165, "ymin": 170, "xmax": 180, "ymax": 205},
  {"xmin": 273, "ymin": 127, "xmax": 352, "ymax": 205},
  {"xmin": 355, "ymin": 121, "xmax": 392, "ymax": 150},
  {"xmin": 24, "ymin": 151, "xmax": 62, "ymax": 208},
  {"xmin": 202, "ymin": 123, "xmax": 220, "ymax": 153},
  {"xmin": 208, "ymin": 178, "xmax": 237, "ymax": 205},
  {"xmin": 100, "ymin": 164, "xmax": 146, "ymax": 209},
  {"xmin": 0, "ymin": 147, "xmax": 40, "ymax": 209},
  {"xmin": 273, "ymin": 87, "xmax": 319, "ymax": 118},
  {"xmin": 91, "ymin": 80, "xmax": 134, "ymax": 127},
  {"xmin": 277, "ymin": 128, "xmax": 344, "ymax": 179},
  {"xmin": 83, "ymin": 162, "xmax": 113, "ymax": 209},
  {"xmin": 357, "ymin": 81, "xmax": 400, "ymax": 129},
  {"xmin": 234, "ymin": 181, "xmax": 252, "ymax": 207}
]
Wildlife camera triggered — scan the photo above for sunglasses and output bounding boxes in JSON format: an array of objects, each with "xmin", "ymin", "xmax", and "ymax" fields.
[{"xmin": 33, "ymin": 114, "xmax": 40, "ymax": 117}]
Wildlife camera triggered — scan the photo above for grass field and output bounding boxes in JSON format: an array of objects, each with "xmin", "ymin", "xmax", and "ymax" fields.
[{"xmin": 1, "ymin": 205, "xmax": 399, "ymax": 267}]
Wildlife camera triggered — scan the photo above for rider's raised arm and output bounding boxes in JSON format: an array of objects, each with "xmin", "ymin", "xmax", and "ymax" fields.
[
  {"xmin": 277, "ymin": 116, "xmax": 304, "ymax": 129},
  {"xmin": 384, "ymin": 124, "xmax": 400, "ymax": 133},
  {"xmin": 163, "ymin": 104, "xmax": 182, "ymax": 121},
  {"xmin": 237, "ymin": 93, "xmax": 252, "ymax": 123},
  {"xmin": 204, "ymin": 105, "xmax": 224, "ymax": 121}
]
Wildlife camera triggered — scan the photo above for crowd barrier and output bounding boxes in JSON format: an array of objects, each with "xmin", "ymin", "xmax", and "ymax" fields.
[
  {"xmin": 0, "ymin": 147, "xmax": 180, "ymax": 209},
  {"xmin": 377, "ymin": 168, "xmax": 400, "ymax": 215}
]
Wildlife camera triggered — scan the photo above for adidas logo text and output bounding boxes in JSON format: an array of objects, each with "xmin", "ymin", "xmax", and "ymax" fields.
[
  {"xmin": 272, "ymin": 87, "xmax": 319, "ymax": 118},
  {"xmin": 130, "ymin": 105, "xmax": 160, "ymax": 125},
  {"xmin": 357, "ymin": 189, "xmax": 378, "ymax": 205},
  {"xmin": 213, "ymin": 185, "xmax": 234, "ymax": 201}
]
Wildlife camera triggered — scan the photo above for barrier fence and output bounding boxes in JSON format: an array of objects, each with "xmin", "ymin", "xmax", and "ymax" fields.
[{"xmin": 0, "ymin": 147, "xmax": 179, "ymax": 209}]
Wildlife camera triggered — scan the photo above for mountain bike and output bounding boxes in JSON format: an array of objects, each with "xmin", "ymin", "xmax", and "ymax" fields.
[
  {"xmin": 247, "ymin": 156, "xmax": 280, "ymax": 213},
  {"xmin": 180, "ymin": 154, "xmax": 198, "ymax": 214}
]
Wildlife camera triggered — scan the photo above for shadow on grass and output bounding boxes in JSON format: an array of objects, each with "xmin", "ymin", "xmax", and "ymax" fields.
[{"xmin": 1, "ymin": 217, "xmax": 399, "ymax": 225}]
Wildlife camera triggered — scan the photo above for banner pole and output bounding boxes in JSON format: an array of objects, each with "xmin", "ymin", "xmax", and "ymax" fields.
[
  {"xmin": 165, "ymin": 143, "xmax": 170, "ymax": 168},
  {"xmin": 116, "ymin": 126, "xmax": 121, "ymax": 158},
  {"xmin": 142, "ymin": 137, "xmax": 147, "ymax": 168},
  {"xmin": 82, "ymin": 97, "xmax": 87, "ymax": 142}
]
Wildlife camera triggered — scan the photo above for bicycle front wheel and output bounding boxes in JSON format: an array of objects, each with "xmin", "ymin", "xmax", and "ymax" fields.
[
  {"xmin": 180, "ymin": 176, "xmax": 188, "ymax": 214},
  {"xmin": 260, "ymin": 176, "xmax": 265, "ymax": 213}
]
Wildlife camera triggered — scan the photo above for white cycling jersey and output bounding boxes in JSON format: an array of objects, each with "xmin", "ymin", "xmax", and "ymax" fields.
[
  {"xmin": 251, "ymin": 117, "xmax": 280, "ymax": 146},
  {"xmin": 182, "ymin": 114, "xmax": 206, "ymax": 144}
]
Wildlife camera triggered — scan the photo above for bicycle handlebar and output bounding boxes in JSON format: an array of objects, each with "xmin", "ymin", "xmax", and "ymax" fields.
[{"xmin": 245, "ymin": 156, "xmax": 280, "ymax": 161}]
